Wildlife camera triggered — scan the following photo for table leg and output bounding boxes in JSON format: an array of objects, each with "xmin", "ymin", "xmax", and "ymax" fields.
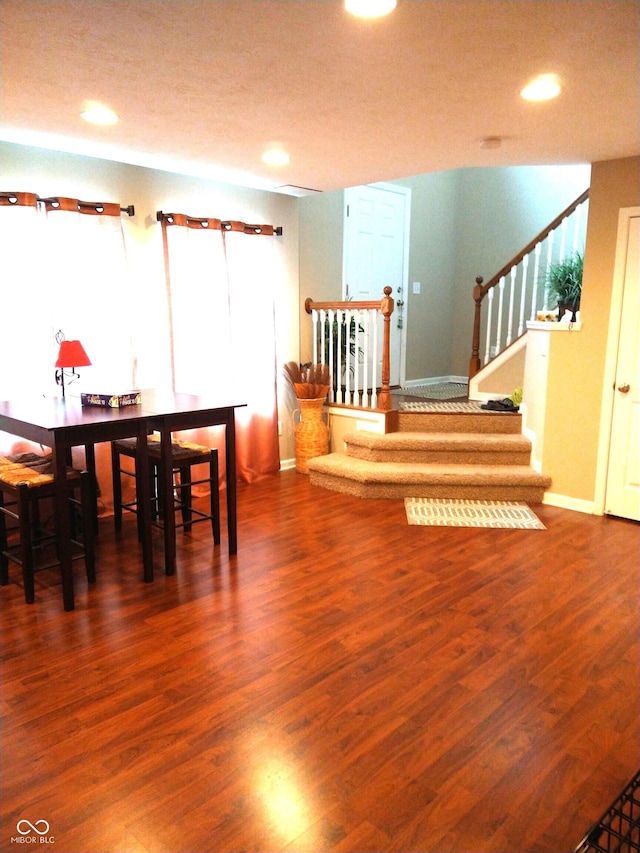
[
  {"xmin": 160, "ymin": 424, "xmax": 177, "ymax": 575},
  {"xmin": 136, "ymin": 426, "xmax": 154, "ymax": 583},
  {"xmin": 52, "ymin": 441, "xmax": 75, "ymax": 611},
  {"xmin": 84, "ymin": 443, "xmax": 99, "ymax": 535},
  {"xmin": 225, "ymin": 413, "xmax": 238, "ymax": 555}
]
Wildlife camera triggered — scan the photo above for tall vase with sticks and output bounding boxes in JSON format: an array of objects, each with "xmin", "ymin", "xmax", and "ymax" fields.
[{"xmin": 284, "ymin": 362, "xmax": 331, "ymax": 474}]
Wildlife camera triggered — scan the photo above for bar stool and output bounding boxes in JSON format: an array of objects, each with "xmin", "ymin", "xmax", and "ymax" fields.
[
  {"xmin": 0, "ymin": 452, "xmax": 95, "ymax": 604},
  {"xmin": 111, "ymin": 435, "xmax": 221, "ymax": 545}
]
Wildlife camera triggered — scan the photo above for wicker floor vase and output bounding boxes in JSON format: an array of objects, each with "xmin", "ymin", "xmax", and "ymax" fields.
[{"xmin": 295, "ymin": 397, "xmax": 329, "ymax": 474}]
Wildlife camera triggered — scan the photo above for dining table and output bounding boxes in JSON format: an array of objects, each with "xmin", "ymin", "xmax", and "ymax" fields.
[{"xmin": 0, "ymin": 390, "xmax": 246, "ymax": 610}]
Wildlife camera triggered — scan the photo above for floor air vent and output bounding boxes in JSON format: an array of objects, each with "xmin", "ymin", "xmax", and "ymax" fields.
[{"xmin": 574, "ymin": 770, "xmax": 640, "ymax": 853}]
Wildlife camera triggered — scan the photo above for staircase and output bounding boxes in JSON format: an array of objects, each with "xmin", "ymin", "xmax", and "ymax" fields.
[{"xmin": 307, "ymin": 406, "xmax": 551, "ymax": 502}]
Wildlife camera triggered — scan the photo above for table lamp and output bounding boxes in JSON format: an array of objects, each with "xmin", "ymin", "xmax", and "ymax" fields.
[{"xmin": 55, "ymin": 338, "xmax": 91, "ymax": 397}]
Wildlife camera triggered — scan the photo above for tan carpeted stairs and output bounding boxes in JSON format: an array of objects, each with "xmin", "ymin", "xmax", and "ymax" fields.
[{"xmin": 307, "ymin": 408, "xmax": 551, "ymax": 502}]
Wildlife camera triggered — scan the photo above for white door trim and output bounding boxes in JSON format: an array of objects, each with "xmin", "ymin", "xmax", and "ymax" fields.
[{"xmin": 594, "ymin": 206, "xmax": 640, "ymax": 514}]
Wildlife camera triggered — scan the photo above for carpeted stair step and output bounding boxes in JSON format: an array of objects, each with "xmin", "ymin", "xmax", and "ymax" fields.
[
  {"xmin": 344, "ymin": 430, "xmax": 532, "ymax": 466},
  {"xmin": 397, "ymin": 410, "xmax": 522, "ymax": 434},
  {"xmin": 307, "ymin": 455, "xmax": 551, "ymax": 502}
]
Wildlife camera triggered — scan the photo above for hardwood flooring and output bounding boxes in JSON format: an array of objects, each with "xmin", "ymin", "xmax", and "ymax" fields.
[{"xmin": 1, "ymin": 470, "xmax": 638, "ymax": 853}]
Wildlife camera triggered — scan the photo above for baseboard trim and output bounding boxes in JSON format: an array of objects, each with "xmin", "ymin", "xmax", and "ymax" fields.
[
  {"xmin": 542, "ymin": 492, "xmax": 598, "ymax": 515},
  {"xmin": 280, "ymin": 457, "xmax": 296, "ymax": 471},
  {"xmin": 402, "ymin": 375, "xmax": 468, "ymax": 388}
]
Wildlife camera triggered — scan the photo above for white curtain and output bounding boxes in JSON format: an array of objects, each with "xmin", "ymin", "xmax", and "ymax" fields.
[
  {"xmin": 0, "ymin": 196, "xmax": 133, "ymax": 484},
  {"xmin": 41, "ymin": 200, "xmax": 135, "ymax": 391},
  {"xmin": 0, "ymin": 197, "xmax": 50, "ymax": 402},
  {"xmin": 162, "ymin": 217, "xmax": 280, "ymax": 483}
]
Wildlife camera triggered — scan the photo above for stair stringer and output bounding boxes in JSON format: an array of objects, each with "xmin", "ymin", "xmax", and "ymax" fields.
[{"xmin": 468, "ymin": 333, "xmax": 527, "ymax": 402}]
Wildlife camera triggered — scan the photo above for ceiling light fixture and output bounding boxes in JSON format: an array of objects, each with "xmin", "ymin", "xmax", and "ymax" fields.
[
  {"xmin": 345, "ymin": 0, "xmax": 397, "ymax": 18},
  {"xmin": 80, "ymin": 103, "xmax": 119, "ymax": 126},
  {"xmin": 262, "ymin": 148, "xmax": 290, "ymax": 166},
  {"xmin": 520, "ymin": 74, "xmax": 561, "ymax": 102}
]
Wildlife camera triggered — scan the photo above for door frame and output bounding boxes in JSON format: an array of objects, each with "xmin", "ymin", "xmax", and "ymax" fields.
[
  {"xmin": 594, "ymin": 205, "xmax": 640, "ymax": 514},
  {"xmin": 342, "ymin": 181, "xmax": 412, "ymax": 387}
]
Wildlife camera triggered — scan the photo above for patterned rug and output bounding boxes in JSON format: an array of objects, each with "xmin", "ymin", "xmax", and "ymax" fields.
[
  {"xmin": 400, "ymin": 400, "xmax": 484, "ymax": 413},
  {"xmin": 394, "ymin": 382, "xmax": 468, "ymax": 400},
  {"xmin": 405, "ymin": 498, "xmax": 546, "ymax": 529}
]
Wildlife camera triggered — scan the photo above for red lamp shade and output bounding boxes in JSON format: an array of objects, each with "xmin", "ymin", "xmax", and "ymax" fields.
[{"xmin": 55, "ymin": 340, "xmax": 92, "ymax": 368}]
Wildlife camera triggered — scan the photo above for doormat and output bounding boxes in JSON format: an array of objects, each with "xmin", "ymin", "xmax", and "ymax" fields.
[
  {"xmin": 400, "ymin": 401, "xmax": 482, "ymax": 413},
  {"xmin": 393, "ymin": 382, "xmax": 468, "ymax": 400},
  {"xmin": 405, "ymin": 498, "xmax": 546, "ymax": 529}
]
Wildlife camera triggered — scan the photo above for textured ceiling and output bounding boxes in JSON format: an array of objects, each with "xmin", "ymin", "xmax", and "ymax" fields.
[{"xmin": 1, "ymin": 0, "xmax": 638, "ymax": 193}]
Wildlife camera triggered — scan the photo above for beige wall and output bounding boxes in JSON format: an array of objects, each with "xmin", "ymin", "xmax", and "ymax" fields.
[
  {"xmin": 543, "ymin": 156, "xmax": 640, "ymax": 504},
  {"xmin": 298, "ymin": 190, "xmax": 344, "ymax": 362},
  {"xmin": 297, "ymin": 164, "xmax": 591, "ymax": 383},
  {"xmin": 450, "ymin": 164, "xmax": 591, "ymax": 376},
  {"xmin": 393, "ymin": 170, "xmax": 461, "ymax": 381},
  {"xmin": 1, "ymin": 141, "xmax": 301, "ymax": 461}
]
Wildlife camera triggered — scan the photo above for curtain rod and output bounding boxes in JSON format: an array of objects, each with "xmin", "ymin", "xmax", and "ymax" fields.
[
  {"xmin": 0, "ymin": 192, "xmax": 134, "ymax": 216},
  {"xmin": 156, "ymin": 210, "xmax": 283, "ymax": 236},
  {"xmin": 39, "ymin": 197, "xmax": 135, "ymax": 216}
]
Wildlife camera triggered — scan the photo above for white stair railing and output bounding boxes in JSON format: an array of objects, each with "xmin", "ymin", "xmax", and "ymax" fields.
[
  {"xmin": 469, "ymin": 189, "xmax": 589, "ymax": 378},
  {"xmin": 305, "ymin": 288, "xmax": 394, "ymax": 410}
]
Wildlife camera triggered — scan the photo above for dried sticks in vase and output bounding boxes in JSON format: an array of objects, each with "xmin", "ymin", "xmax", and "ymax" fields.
[{"xmin": 283, "ymin": 362, "xmax": 330, "ymax": 400}]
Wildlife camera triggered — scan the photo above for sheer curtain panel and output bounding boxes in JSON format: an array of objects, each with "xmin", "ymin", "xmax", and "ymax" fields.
[
  {"xmin": 160, "ymin": 214, "xmax": 280, "ymax": 483},
  {"xmin": 0, "ymin": 193, "xmax": 135, "ymax": 511}
]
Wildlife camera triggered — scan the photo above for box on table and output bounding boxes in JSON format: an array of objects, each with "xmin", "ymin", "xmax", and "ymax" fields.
[{"xmin": 81, "ymin": 391, "xmax": 142, "ymax": 408}]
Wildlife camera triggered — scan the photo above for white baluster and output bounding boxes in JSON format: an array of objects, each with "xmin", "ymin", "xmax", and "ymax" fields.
[
  {"xmin": 353, "ymin": 309, "xmax": 361, "ymax": 405},
  {"xmin": 494, "ymin": 275, "xmax": 506, "ymax": 357},
  {"xmin": 506, "ymin": 266, "xmax": 517, "ymax": 346},
  {"xmin": 484, "ymin": 289, "xmax": 494, "ymax": 365},
  {"xmin": 344, "ymin": 308, "xmax": 351, "ymax": 405},
  {"xmin": 325, "ymin": 309, "xmax": 333, "ymax": 402},
  {"xmin": 371, "ymin": 308, "xmax": 379, "ymax": 407},
  {"xmin": 312, "ymin": 309, "xmax": 319, "ymax": 365},
  {"xmin": 362, "ymin": 309, "xmax": 370, "ymax": 407},
  {"xmin": 518, "ymin": 253, "xmax": 529, "ymax": 337},
  {"xmin": 544, "ymin": 230, "xmax": 555, "ymax": 308},
  {"xmin": 336, "ymin": 308, "xmax": 343, "ymax": 403},
  {"xmin": 530, "ymin": 242, "xmax": 542, "ymax": 319}
]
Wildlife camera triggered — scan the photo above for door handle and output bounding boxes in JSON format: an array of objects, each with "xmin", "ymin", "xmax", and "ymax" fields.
[{"xmin": 617, "ymin": 383, "xmax": 631, "ymax": 393}]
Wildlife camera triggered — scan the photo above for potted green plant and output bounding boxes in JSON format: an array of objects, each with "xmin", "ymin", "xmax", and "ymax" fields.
[{"xmin": 545, "ymin": 250, "xmax": 583, "ymax": 321}]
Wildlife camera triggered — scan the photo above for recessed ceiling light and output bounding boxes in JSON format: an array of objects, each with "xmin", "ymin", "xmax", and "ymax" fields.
[
  {"xmin": 80, "ymin": 103, "xmax": 119, "ymax": 125},
  {"xmin": 262, "ymin": 148, "xmax": 290, "ymax": 166},
  {"xmin": 520, "ymin": 74, "xmax": 561, "ymax": 102},
  {"xmin": 345, "ymin": 0, "xmax": 397, "ymax": 18}
]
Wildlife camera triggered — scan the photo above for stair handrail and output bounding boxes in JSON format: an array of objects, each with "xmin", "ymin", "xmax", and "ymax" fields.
[
  {"xmin": 469, "ymin": 188, "xmax": 589, "ymax": 379},
  {"xmin": 305, "ymin": 287, "xmax": 394, "ymax": 410}
]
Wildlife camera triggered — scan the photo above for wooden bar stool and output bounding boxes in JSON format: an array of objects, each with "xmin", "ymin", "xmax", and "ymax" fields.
[
  {"xmin": 0, "ymin": 452, "xmax": 95, "ymax": 604},
  {"xmin": 111, "ymin": 435, "xmax": 221, "ymax": 546}
]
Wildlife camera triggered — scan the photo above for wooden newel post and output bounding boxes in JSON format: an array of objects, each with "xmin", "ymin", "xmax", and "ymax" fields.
[
  {"xmin": 468, "ymin": 275, "xmax": 484, "ymax": 380},
  {"xmin": 378, "ymin": 286, "xmax": 394, "ymax": 410}
]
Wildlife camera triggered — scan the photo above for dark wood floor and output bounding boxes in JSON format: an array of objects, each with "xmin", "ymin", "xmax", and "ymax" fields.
[{"xmin": 1, "ymin": 470, "xmax": 638, "ymax": 853}]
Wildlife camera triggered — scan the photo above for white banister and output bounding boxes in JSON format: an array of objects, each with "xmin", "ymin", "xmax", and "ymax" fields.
[
  {"xmin": 305, "ymin": 290, "xmax": 394, "ymax": 410},
  {"xmin": 470, "ymin": 190, "xmax": 589, "ymax": 378}
]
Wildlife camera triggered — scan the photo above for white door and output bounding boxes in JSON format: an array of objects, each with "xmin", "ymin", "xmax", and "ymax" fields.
[
  {"xmin": 605, "ymin": 211, "xmax": 640, "ymax": 521},
  {"xmin": 344, "ymin": 183, "xmax": 410, "ymax": 387}
]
